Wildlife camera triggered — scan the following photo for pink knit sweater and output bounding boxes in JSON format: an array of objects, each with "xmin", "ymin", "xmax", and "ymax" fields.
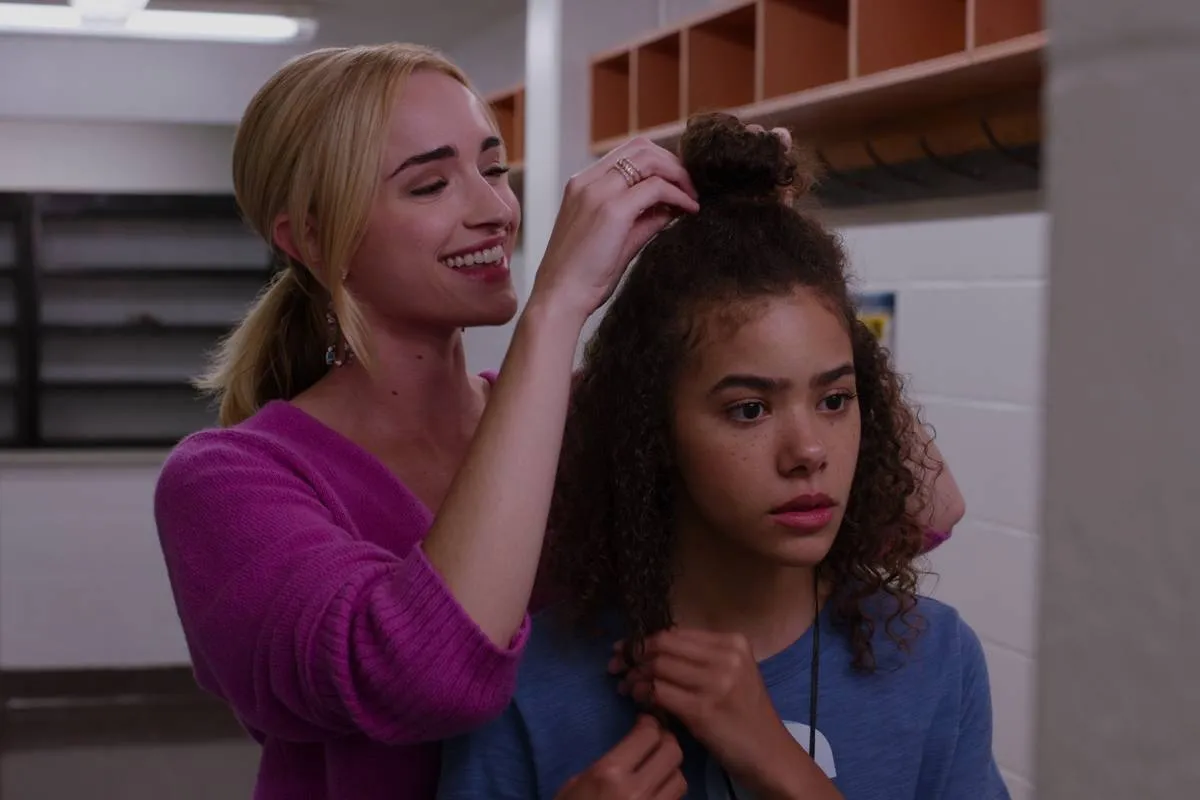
[{"xmin": 153, "ymin": 395, "xmax": 529, "ymax": 799}]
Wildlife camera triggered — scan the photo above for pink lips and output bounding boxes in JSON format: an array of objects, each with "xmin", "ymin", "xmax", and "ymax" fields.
[{"xmin": 770, "ymin": 493, "xmax": 837, "ymax": 534}]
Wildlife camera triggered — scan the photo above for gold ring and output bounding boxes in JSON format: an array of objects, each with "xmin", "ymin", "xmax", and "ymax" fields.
[{"xmin": 612, "ymin": 156, "xmax": 643, "ymax": 188}]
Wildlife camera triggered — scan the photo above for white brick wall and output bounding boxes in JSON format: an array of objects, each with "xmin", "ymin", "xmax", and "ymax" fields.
[{"xmin": 829, "ymin": 193, "xmax": 1047, "ymax": 799}]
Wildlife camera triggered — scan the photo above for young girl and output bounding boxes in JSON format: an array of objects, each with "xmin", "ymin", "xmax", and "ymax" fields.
[{"xmin": 436, "ymin": 114, "xmax": 1006, "ymax": 800}]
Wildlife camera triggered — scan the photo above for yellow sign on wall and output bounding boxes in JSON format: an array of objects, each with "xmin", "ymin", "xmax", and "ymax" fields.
[{"xmin": 854, "ymin": 292, "xmax": 896, "ymax": 353}]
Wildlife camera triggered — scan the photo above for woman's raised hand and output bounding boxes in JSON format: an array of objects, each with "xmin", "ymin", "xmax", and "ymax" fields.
[{"xmin": 528, "ymin": 137, "xmax": 700, "ymax": 324}]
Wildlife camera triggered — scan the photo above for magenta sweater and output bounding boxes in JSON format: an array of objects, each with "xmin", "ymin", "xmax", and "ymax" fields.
[{"xmin": 153, "ymin": 397, "xmax": 529, "ymax": 800}]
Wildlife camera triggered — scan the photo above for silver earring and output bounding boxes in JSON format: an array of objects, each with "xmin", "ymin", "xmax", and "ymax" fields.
[{"xmin": 325, "ymin": 304, "xmax": 354, "ymax": 367}]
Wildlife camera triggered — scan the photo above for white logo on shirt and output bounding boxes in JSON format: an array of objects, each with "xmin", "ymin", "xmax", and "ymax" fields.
[{"xmin": 703, "ymin": 720, "xmax": 836, "ymax": 798}]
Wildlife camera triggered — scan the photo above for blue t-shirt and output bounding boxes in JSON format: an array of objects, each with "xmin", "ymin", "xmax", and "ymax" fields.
[{"xmin": 438, "ymin": 595, "xmax": 1008, "ymax": 799}]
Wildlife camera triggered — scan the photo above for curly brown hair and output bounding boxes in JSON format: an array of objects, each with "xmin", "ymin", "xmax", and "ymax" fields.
[{"xmin": 546, "ymin": 113, "xmax": 933, "ymax": 672}]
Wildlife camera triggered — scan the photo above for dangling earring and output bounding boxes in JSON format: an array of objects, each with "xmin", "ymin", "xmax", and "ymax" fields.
[{"xmin": 325, "ymin": 302, "xmax": 354, "ymax": 367}]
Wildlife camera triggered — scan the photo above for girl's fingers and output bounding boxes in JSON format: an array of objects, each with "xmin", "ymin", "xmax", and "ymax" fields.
[
  {"xmin": 654, "ymin": 770, "xmax": 688, "ymax": 800},
  {"xmin": 631, "ymin": 676, "xmax": 694, "ymax": 717},
  {"xmin": 640, "ymin": 629, "xmax": 722, "ymax": 666},
  {"xmin": 630, "ymin": 727, "xmax": 683, "ymax": 793},
  {"xmin": 628, "ymin": 652, "xmax": 710, "ymax": 692}
]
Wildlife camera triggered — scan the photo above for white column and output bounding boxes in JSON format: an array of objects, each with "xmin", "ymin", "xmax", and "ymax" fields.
[
  {"xmin": 1037, "ymin": 0, "xmax": 1200, "ymax": 796},
  {"xmin": 520, "ymin": 0, "xmax": 568, "ymax": 296},
  {"xmin": 520, "ymin": 0, "xmax": 663, "ymax": 304}
]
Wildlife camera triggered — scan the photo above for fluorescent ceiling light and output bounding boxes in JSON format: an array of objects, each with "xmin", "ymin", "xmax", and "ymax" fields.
[{"xmin": 0, "ymin": 1, "xmax": 316, "ymax": 43}]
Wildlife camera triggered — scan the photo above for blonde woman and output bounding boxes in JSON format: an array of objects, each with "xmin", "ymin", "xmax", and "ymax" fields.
[{"xmin": 153, "ymin": 43, "xmax": 699, "ymax": 800}]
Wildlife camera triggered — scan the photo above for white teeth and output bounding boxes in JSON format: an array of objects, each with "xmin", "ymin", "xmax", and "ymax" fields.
[{"xmin": 443, "ymin": 245, "xmax": 505, "ymax": 269}]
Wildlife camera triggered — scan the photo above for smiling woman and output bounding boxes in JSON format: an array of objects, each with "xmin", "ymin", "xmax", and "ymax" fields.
[{"xmin": 150, "ymin": 42, "xmax": 700, "ymax": 800}]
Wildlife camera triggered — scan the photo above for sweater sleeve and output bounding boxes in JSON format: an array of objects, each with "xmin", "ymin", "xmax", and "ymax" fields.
[
  {"xmin": 922, "ymin": 528, "xmax": 953, "ymax": 553},
  {"xmin": 153, "ymin": 431, "xmax": 530, "ymax": 745}
]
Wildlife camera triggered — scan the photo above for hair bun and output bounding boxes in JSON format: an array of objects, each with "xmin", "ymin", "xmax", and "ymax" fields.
[{"xmin": 678, "ymin": 112, "xmax": 816, "ymax": 205}]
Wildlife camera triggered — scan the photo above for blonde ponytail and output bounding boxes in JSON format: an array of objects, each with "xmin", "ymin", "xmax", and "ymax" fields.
[
  {"xmin": 195, "ymin": 42, "xmax": 484, "ymax": 426},
  {"xmin": 196, "ymin": 266, "xmax": 326, "ymax": 426}
]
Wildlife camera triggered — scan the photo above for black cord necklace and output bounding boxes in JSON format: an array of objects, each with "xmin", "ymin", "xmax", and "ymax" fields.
[{"xmin": 721, "ymin": 576, "xmax": 821, "ymax": 799}]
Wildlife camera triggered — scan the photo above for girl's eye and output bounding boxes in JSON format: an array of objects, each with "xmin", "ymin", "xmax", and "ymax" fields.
[
  {"xmin": 411, "ymin": 179, "xmax": 447, "ymax": 197},
  {"xmin": 820, "ymin": 391, "xmax": 857, "ymax": 412},
  {"xmin": 485, "ymin": 165, "xmax": 511, "ymax": 177},
  {"xmin": 728, "ymin": 401, "xmax": 767, "ymax": 423}
]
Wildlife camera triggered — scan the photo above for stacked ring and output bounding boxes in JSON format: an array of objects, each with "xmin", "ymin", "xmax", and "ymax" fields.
[{"xmin": 611, "ymin": 156, "xmax": 643, "ymax": 188}]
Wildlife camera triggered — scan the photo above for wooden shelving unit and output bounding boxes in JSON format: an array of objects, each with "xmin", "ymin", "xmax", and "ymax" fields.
[
  {"xmin": 855, "ymin": 0, "xmax": 967, "ymax": 77},
  {"xmin": 636, "ymin": 33, "xmax": 682, "ymax": 130},
  {"xmin": 587, "ymin": 0, "xmax": 1044, "ymax": 203},
  {"xmin": 761, "ymin": 0, "xmax": 851, "ymax": 99},
  {"xmin": 973, "ymin": 0, "xmax": 1043, "ymax": 47},
  {"xmin": 487, "ymin": 85, "xmax": 526, "ymax": 200},
  {"xmin": 592, "ymin": 53, "xmax": 632, "ymax": 143},
  {"xmin": 686, "ymin": 3, "xmax": 757, "ymax": 117},
  {"xmin": 488, "ymin": 86, "xmax": 525, "ymax": 167}
]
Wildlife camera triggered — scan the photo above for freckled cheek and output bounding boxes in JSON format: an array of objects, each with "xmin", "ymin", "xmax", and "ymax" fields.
[
  {"xmin": 678, "ymin": 432, "xmax": 760, "ymax": 495},
  {"xmin": 829, "ymin": 439, "xmax": 861, "ymax": 482}
]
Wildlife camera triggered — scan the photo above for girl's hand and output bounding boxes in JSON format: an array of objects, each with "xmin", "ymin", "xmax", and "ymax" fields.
[
  {"xmin": 611, "ymin": 628, "xmax": 835, "ymax": 799},
  {"xmin": 528, "ymin": 137, "xmax": 699, "ymax": 325},
  {"xmin": 554, "ymin": 714, "xmax": 687, "ymax": 800}
]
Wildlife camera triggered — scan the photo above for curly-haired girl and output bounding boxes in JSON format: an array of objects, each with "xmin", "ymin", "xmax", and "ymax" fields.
[{"xmin": 437, "ymin": 113, "xmax": 1005, "ymax": 800}]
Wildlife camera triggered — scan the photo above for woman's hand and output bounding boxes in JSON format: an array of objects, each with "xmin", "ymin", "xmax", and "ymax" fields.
[
  {"xmin": 554, "ymin": 714, "xmax": 686, "ymax": 800},
  {"xmin": 529, "ymin": 137, "xmax": 699, "ymax": 325},
  {"xmin": 745, "ymin": 123, "xmax": 801, "ymax": 206},
  {"xmin": 611, "ymin": 629, "xmax": 838, "ymax": 799}
]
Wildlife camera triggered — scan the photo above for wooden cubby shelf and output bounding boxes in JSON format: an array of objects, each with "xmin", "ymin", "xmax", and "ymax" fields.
[
  {"xmin": 686, "ymin": 3, "xmax": 758, "ymax": 116},
  {"xmin": 591, "ymin": 53, "xmax": 632, "ymax": 143},
  {"xmin": 973, "ymin": 0, "xmax": 1042, "ymax": 47},
  {"xmin": 855, "ymin": 0, "xmax": 967, "ymax": 78},
  {"xmin": 635, "ymin": 33, "xmax": 682, "ymax": 131},
  {"xmin": 487, "ymin": 86, "xmax": 525, "ymax": 169},
  {"xmin": 762, "ymin": 0, "xmax": 851, "ymax": 100},
  {"xmin": 587, "ymin": 0, "xmax": 1046, "ymax": 176}
]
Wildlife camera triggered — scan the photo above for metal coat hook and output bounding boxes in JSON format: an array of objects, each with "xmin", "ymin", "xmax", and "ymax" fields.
[
  {"xmin": 918, "ymin": 135, "xmax": 985, "ymax": 181},
  {"xmin": 863, "ymin": 139, "xmax": 928, "ymax": 187},
  {"xmin": 980, "ymin": 117, "xmax": 1040, "ymax": 169},
  {"xmin": 815, "ymin": 148, "xmax": 881, "ymax": 196}
]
